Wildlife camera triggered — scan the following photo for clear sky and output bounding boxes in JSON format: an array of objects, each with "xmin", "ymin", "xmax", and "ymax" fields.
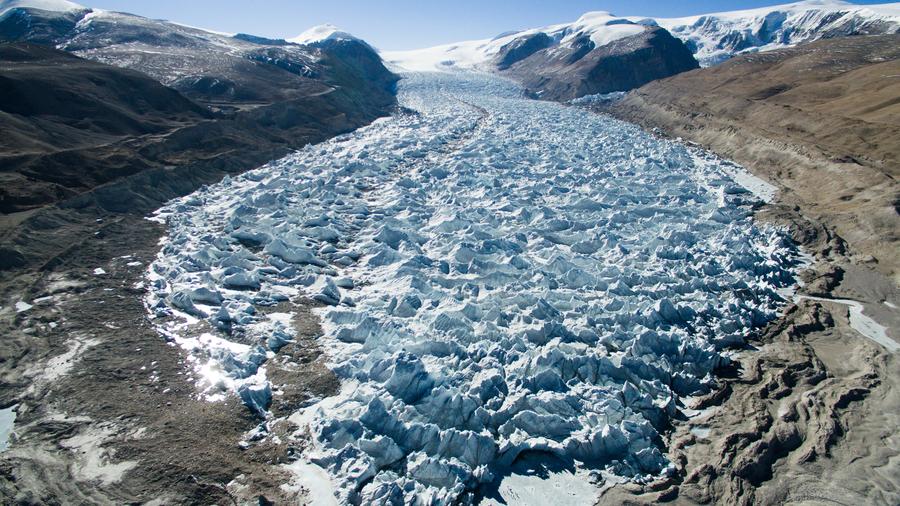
[{"xmin": 83, "ymin": 0, "xmax": 889, "ymax": 50}]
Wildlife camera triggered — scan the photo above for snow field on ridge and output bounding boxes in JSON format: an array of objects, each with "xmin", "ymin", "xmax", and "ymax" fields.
[
  {"xmin": 146, "ymin": 72, "xmax": 799, "ymax": 504},
  {"xmin": 383, "ymin": 1, "xmax": 900, "ymax": 71}
]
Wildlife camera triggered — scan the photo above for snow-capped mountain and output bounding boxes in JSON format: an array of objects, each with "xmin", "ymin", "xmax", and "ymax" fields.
[
  {"xmin": 385, "ymin": 0, "xmax": 900, "ymax": 71},
  {"xmin": 382, "ymin": 11, "xmax": 646, "ymax": 72},
  {"xmin": 289, "ymin": 23, "xmax": 360, "ymax": 45},
  {"xmin": 0, "ymin": 0, "xmax": 392, "ymax": 107},
  {"xmin": 385, "ymin": 12, "xmax": 699, "ymax": 102},
  {"xmin": 0, "ymin": 0, "xmax": 83, "ymax": 16},
  {"xmin": 644, "ymin": 0, "xmax": 900, "ymax": 65}
]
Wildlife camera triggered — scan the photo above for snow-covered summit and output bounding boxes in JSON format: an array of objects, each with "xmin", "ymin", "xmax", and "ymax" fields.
[
  {"xmin": 566, "ymin": 11, "xmax": 647, "ymax": 46},
  {"xmin": 643, "ymin": 0, "xmax": 900, "ymax": 65},
  {"xmin": 383, "ymin": 12, "xmax": 644, "ymax": 72},
  {"xmin": 0, "ymin": 0, "xmax": 84, "ymax": 16},
  {"xmin": 384, "ymin": 0, "xmax": 900, "ymax": 71},
  {"xmin": 288, "ymin": 23, "xmax": 360, "ymax": 45}
]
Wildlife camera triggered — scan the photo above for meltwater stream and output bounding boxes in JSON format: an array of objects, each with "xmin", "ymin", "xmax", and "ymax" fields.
[{"xmin": 146, "ymin": 73, "xmax": 799, "ymax": 504}]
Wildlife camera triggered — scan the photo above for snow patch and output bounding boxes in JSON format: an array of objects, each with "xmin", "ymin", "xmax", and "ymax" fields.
[
  {"xmin": 26, "ymin": 336, "xmax": 100, "ymax": 395},
  {"xmin": 797, "ymin": 295, "xmax": 898, "ymax": 352},
  {"xmin": 0, "ymin": 0, "xmax": 84, "ymax": 16},
  {"xmin": 0, "ymin": 405, "xmax": 15, "ymax": 452},
  {"xmin": 60, "ymin": 424, "xmax": 138, "ymax": 485},
  {"xmin": 289, "ymin": 24, "xmax": 359, "ymax": 45}
]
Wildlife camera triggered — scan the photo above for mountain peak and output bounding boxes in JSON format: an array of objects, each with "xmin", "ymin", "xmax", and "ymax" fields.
[
  {"xmin": 791, "ymin": 0, "xmax": 851, "ymax": 5},
  {"xmin": 575, "ymin": 11, "xmax": 617, "ymax": 23},
  {"xmin": 288, "ymin": 23, "xmax": 359, "ymax": 45},
  {"xmin": 0, "ymin": 0, "xmax": 85, "ymax": 16}
]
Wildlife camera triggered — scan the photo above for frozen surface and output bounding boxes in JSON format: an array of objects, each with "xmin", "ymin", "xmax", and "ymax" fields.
[
  {"xmin": 289, "ymin": 24, "xmax": 361, "ymax": 45},
  {"xmin": 0, "ymin": 405, "xmax": 15, "ymax": 452},
  {"xmin": 797, "ymin": 295, "xmax": 898, "ymax": 353},
  {"xmin": 146, "ymin": 72, "xmax": 799, "ymax": 504}
]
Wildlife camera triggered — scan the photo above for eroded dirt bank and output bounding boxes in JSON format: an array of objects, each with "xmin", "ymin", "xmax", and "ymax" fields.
[{"xmin": 598, "ymin": 34, "xmax": 900, "ymax": 505}]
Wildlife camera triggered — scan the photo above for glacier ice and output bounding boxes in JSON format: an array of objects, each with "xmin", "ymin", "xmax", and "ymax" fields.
[{"xmin": 145, "ymin": 72, "xmax": 799, "ymax": 504}]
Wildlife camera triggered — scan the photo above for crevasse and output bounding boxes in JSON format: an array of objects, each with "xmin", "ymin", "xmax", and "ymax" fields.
[{"xmin": 146, "ymin": 73, "xmax": 798, "ymax": 504}]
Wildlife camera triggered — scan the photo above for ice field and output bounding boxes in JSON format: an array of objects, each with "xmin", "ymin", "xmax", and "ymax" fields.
[{"xmin": 145, "ymin": 72, "xmax": 799, "ymax": 504}]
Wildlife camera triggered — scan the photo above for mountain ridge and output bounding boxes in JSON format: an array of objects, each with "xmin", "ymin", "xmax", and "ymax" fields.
[
  {"xmin": 384, "ymin": 1, "xmax": 900, "ymax": 73},
  {"xmin": 0, "ymin": 0, "xmax": 395, "ymax": 109}
]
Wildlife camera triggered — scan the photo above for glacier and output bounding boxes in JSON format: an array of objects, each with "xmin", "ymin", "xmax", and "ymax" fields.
[{"xmin": 145, "ymin": 72, "xmax": 799, "ymax": 504}]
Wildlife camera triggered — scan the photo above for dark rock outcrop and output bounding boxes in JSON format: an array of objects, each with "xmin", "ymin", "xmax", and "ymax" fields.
[
  {"xmin": 495, "ymin": 32, "xmax": 552, "ymax": 70},
  {"xmin": 496, "ymin": 26, "xmax": 699, "ymax": 102}
]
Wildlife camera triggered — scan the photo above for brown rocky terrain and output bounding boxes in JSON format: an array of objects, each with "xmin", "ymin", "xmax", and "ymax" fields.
[
  {"xmin": 0, "ymin": 43, "xmax": 214, "ymax": 213},
  {"xmin": 595, "ymin": 34, "xmax": 900, "ymax": 505}
]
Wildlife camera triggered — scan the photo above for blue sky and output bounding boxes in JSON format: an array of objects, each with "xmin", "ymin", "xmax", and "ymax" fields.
[{"xmin": 85, "ymin": 1, "xmax": 887, "ymax": 50}]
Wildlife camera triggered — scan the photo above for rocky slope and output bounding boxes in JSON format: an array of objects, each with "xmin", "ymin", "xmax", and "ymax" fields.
[
  {"xmin": 0, "ymin": 43, "xmax": 214, "ymax": 213},
  {"xmin": 596, "ymin": 33, "xmax": 900, "ymax": 505},
  {"xmin": 0, "ymin": 0, "xmax": 397, "ymax": 110},
  {"xmin": 0, "ymin": 0, "xmax": 399, "ymax": 218},
  {"xmin": 0, "ymin": 0, "xmax": 399, "ymax": 231},
  {"xmin": 497, "ymin": 25, "xmax": 698, "ymax": 101}
]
